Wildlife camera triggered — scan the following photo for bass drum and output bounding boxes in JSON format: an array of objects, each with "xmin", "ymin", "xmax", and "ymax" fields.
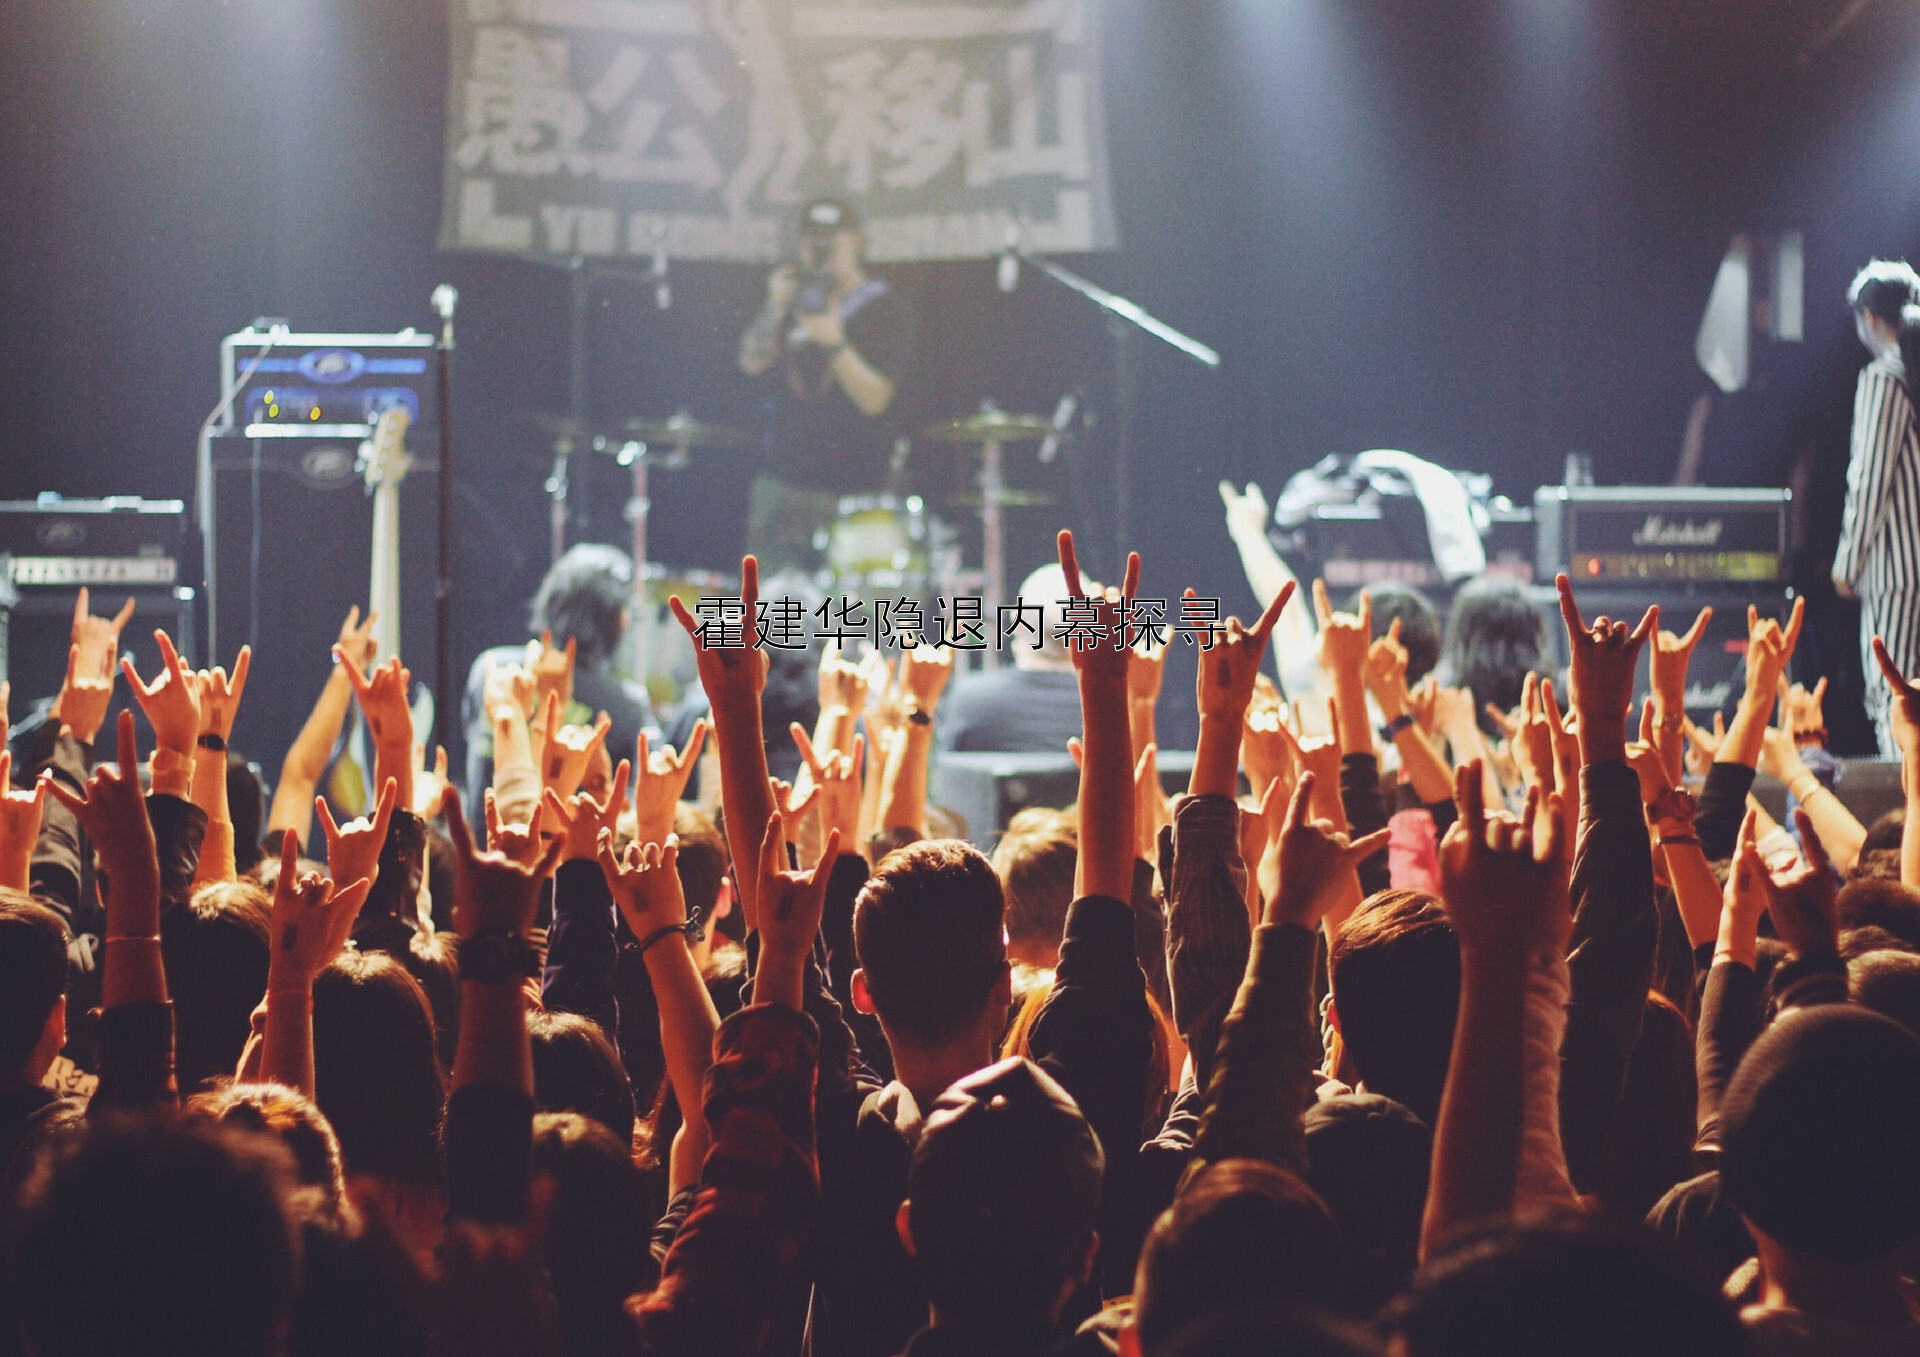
[
  {"xmin": 822, "ymin": 494, "xmax": 929, "ymax": 593},
  {"xmin": 625, "ymin": 565, "xmax": 738, "ymax": 710}
]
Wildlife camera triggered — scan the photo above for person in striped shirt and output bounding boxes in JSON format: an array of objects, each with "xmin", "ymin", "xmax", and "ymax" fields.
[{"xmin": 1836, "ymin": 259, "xmax": 1920, "ymax": 758}]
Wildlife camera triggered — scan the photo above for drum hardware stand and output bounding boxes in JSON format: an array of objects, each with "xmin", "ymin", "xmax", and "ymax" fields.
[{"xmin": 1005, "ymin": 248, "xmax": 1221, "ymax": 575}]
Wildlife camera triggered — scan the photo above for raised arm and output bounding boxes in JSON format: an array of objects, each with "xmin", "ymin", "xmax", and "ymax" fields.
[
  {"xmin": 1062, "ymin": 530, "xmax": 1139, "ymax": 901},
  {"xmin": 441, "ymin": 788, "xmax": 565, "ymax": 1225},
  {"xmin": 874, "ymin": 645, "xmax": 951, "ymax": 837},
  {"xmin": 1649, "ymin": 606, "xmax": 1710, "ymax": 785},
  {"xmin": 1422, "ymin": 761, "xmax": 1570, "ymax": 1259},
  {"xmin": 269, "ymin": 608, "xmax": 375, "ymax": 847},
  {"xmin": 189, "ymin": 646, "xmax": 250, "ymax": 887},
  {"xmin": 670, "ymin": 558, "xmax": 774, "ymax": 924},
  {"xmin": 599, "ymin": 822, "xmax": 722, "ymax": 1192},
  {"xmin": 540, "ymin": 760, "xmax": 633, "ymax": 1040},
  {"xmin": 1553, "ymin": 574, "xmax": 1661, "ymax": 1194},
  {"xmin": 1871, "ymin": 638, "xmax": 1920, "ymax": 890},
  {"xmin": 1694, "ymin": 601, "xmax": 1803, "ymax": 860},
  {"xmin": 261, "ymin": 833, "xmax": 370, "ymax": 1097},
  {"xmin": 341, "ymin": 654, "xmax": 417, "ymax": 817},
  {"xmin": 1363, "ymin": 618, "xmax": 1455, "ymax": 806},
  {"xmin": 47, "ymin": 712, "xmax": 174, "ymax": 1108},
  {"xmin": 1192, "ymin": 773, "xmax": 1386, "ymax": 1174}
]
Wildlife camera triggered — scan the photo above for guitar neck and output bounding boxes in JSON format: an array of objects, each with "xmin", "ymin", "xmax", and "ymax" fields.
[{"xmin": 369, "ymin": 480, "xmax": 402, "ymax": 665}]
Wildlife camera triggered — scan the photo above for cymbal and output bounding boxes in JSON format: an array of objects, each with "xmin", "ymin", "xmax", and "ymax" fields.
[
  {"xmin": 620, "ymin": 412, "xmax": 752, "ymax": 449},
  {"xmin": 920, "ymin": 410, "xmax": 1052, "ymax": 443},
  {"xmin": 953, "ymin": 490, "xmax": 1057, "ymax": 508}
]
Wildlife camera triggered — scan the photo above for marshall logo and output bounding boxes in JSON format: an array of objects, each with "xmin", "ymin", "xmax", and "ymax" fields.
[{"xmin": 1631, "ymin": 515, "xmax": 1723, "ymax": 548}]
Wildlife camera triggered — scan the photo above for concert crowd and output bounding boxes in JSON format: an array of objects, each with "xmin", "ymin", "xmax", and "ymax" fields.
[{"xmin": 3, "ymin": 527, "xmax": 1920, "ymax": 1357}]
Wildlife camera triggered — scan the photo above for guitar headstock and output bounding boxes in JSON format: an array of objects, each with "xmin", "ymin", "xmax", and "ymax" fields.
[{"xmin": 362, "ymin": 406, "xmax": 412, "ymax": 491}]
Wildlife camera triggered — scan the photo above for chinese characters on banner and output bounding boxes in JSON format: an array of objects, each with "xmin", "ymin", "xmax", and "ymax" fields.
[
  {"xmin": 686, "ymin": 595, "xmax": 1227, "ymax": 651},
  {"xmin": 440, "ymin": 0, "xmax": 1117, "ymax": 263}
]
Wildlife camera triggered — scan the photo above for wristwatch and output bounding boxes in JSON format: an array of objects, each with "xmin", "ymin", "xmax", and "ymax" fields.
[
  {"xmin": 905, "ymin": 706, "xmax": 932, "ymax": 727},
  {"xmin": 1647, "ymin": 786, "xmax": 1697, "ymax": 826},
  {"xmin": 1377, "ymin": 712, "xmax": 1416, "ymax": 742},
  {"xmin": 458, "ymin": 930, "xmax": 542, "ymax": 985}
]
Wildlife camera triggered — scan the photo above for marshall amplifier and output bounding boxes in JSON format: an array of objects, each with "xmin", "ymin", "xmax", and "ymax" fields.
[{"xmin": 1534, "ymin": 486, "xmax": 1789, "ymax": 584}]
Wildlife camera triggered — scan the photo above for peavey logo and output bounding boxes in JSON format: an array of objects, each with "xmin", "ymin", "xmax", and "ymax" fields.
[{"xmin": 1631, "ymin": 515, "xmax": 1723, "ymax": 548}]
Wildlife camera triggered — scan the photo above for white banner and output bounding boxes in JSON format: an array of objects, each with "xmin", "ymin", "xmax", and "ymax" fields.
[{"xmin": 440, "ymin": 0, "xmax": 1117, "ymax": 263}]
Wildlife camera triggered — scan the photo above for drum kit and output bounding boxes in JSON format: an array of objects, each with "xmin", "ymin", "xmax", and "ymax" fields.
[{"xmin": 530, "ymin": 400, "xmax": 1064, "ymax": 699}]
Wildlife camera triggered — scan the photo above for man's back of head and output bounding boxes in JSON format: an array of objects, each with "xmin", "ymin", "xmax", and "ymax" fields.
[
  {"xmin": 853, "ymin": 839, "xmax": 1008, "ymax": 1051},
  {"xmin": 1328, "ymin": 890, "xmax": 1459, "ymax": 1127},
  {"xmin": 1385, "ymin": 1217, "xmax": 1746, "ymax": 1357},
  {"xmin": 903, "ymin": 1057, "xmax": 1103, "ymax": 1332},
  {"xmin": 11, "ymin": 1113, "xmax": 302, "ymax": 1357},
  {"xmin": 1718, "ymin": 1004, "xmax": 1920, "ymax": 1267},
  {"xmin": 1133, "ymin": 1159, "xmax": 1346, "ymax": 1351},
  {"xmin": 0, "ymin": 893, "xmax": 70, "ymax": 1089},
  {"xmin": 991, "ymin": 810, "xmax": 1077, "ymax": 967}
]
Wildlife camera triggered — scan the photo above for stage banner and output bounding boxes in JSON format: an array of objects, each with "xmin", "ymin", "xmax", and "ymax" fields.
[{"xmin": 440, "ymin": 0, "xmax": 1116, "ymax": 264}]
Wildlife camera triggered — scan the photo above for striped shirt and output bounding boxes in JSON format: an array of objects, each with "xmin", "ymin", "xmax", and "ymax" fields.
[{"xmin": 1835, "ymin": 352, "xmax": 1920, "ymax": 596}]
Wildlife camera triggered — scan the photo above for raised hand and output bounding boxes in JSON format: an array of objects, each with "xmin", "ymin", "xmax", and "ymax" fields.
[
  {"xmin": 267, "ymin": 833, "xmax": 371, "ymax": 990},
  {"xmin": 1744, "ymin": 597, "xmax": 1806, "ymax": 701},
  {"xmin": 596, "ymin": 832, "xmax": 689, "ymax": 940},
  {"xmin": 668, "ymin": 556, "xmax": 767, "ymax": 711},
  {"xmin": 1195, "ymin": 581, "xmax": 1293, "ymax": 720},
  {"xmin": 1755, "ymin": 809, "xmax": 1839, "ymax": 962},
  {"xmin": 1777, "ymin": 676, "xmax": 1829, "ymax": 746},
  {"xmin": 817, "ymin": 645, "xmax": 872, "ymax": 716},
  {"xmin": 1219, "ymin": 480, "xmax": 1271, "ymax": 540},
  {"xmin": 335, "ymin": 605, "xmax": 379, "ymax": 676},
  {"xmin": 538, "ymin": 702, "xmax": 612, "ymax": 804},
  {"xmin": 45, "ymin": 712, "xmax": 161, "ymax": 947},
  {"xmin": 414, "ymin": 746, "xmax": 452, "ymax": 819},
  {"xmin": 751, "ymin": 813, "xmax": 840, "ymax": 1010},
  {"xmin": 1056, "ymin": 529, "xmax": 1140, "ymax": 685},
  {"xmin": 632, "ymin": 722, "xmax": 705, "ymax": 844},
  {"xmin": 1872, "ymin": 637, "xmax": 1920, "ymax": 759},
  {"xmin": 542, "ymin": 759, "xmax": 631, "ymax": 863},
  {"xmin": 1242, "ymin": 705, "xmax": 1297, "ymax": 802},
  {"xmin": 483, "ymin": 788, "xmax": 546, "ymax": 869},
  {"xmin": 1437, "ymin": 760, "xmax": 1570, "ymax": 961},
  {"xmin": 1272, "ymin": 696, "xmax": 1346, "ymax": 829},
  {"xmin": 1651, "ymin": 607, "xmax": 1711, "ymax": 709},
  {"xmin": 900, "ymin": 643, "xmax": 954, "ymax": 715},
  {"xmin": 1129, "ymin": 636, "xmax": 1169, "ymax": 709},
  {"xmin": 482, "ymin": 658, "xmax": 536, "ymax": 723},
  {"xmin": 768, "ymin": 774, "xmax": 819, "ymax": 829},
  {"xmin": 1625, "ymin": 699, "xmax": 1675, "ymax": 806},
  {"xmin": 1363, "ymin": 617, "xmax": 1411, "ymax": 709},
  {"xmin": 1555, "ymin": 573, "xmax": 1656, "ymax": 762},
  {"xmin": 1257, "ymin": 771, "xmax": 1390, "ymax": 930},
  {"xmin": 70, "ymin": 588, "xmax": 135, "ymax": 688},
  {"xmin": 1312, "ymin": 580, "xmax": 1372, "ymax": 684},
  {"xmin": 527, "ymin": 631, "xmax": 576, "ymax": 714},
  {"xmin": 0, "ymin": 752, "xmax": 48, "ymax": 891},
  {"xmin": 341, "ymin": 654, "xmax": 414, "ymax": 752},
  {"xmin": 122, "ymin": 630, "xmax": 202, "ymax": 756},
  {"xmin": 793, "ymin": 724, "xmax": 862, "ymax": 846},
  {"xmin": 51, "ymin": 642, "xmax": 114, "ymax": 746},
  {"xmin": 444, "ymin": 788, "xmax": 564, "ymax": 940},
  {"xmin": 196, "ymin": 646, "xmax": 252, "ymax": 742},
  {"xmin": 316, "ymin": 777, "xmax": 397, "ymax": 898}
]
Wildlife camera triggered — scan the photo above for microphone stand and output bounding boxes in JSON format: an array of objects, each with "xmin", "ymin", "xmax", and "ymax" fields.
[
  {"xmin": 1013, "ymin": 249, "xmax": 1219, "ymax": 572},
  {"xmin": 432, "ymin": 284, "xmax": 457, "ymax": 751}
]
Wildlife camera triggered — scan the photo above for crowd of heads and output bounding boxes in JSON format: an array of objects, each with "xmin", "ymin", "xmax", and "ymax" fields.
[{"xmin": 0, "ymin": 526, "xmax": 1919, "ymax": 1357}]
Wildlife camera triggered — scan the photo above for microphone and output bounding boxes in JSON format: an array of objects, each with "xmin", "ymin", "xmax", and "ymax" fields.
[
  {"xmin": 653, "ymin": 249, "xmax": 672, "ymax": 309},
  {"xmin": 430, "ymin": 284, "xmax": 458, "ymax": 320},
  {"xmin": 1038, "ymin": 391, "xmax": 1078, "ymax": 464},
  {"xmin": 997, "ymin": 223, "xmax": 1021, "ymax": 293}
]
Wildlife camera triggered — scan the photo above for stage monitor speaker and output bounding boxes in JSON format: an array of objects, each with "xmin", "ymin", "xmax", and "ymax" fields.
[
  {"xmin": 1527, "ymin": 584, "xmax": 1793, "ymax": 724},
  {"xmin": 208, "ymin": 435, "xmax": 439, "ymax": 770}
]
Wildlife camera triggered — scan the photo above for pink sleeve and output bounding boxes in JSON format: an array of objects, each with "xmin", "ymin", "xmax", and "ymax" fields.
[{"xmin": 1387, "ymin": 808, "xmax": 1439, "ymax": 894}]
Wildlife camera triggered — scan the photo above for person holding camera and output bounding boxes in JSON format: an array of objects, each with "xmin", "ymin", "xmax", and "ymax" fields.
[{"xmin": 737, "ymin": 198, "xmax": 917, "ymax": 574}]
